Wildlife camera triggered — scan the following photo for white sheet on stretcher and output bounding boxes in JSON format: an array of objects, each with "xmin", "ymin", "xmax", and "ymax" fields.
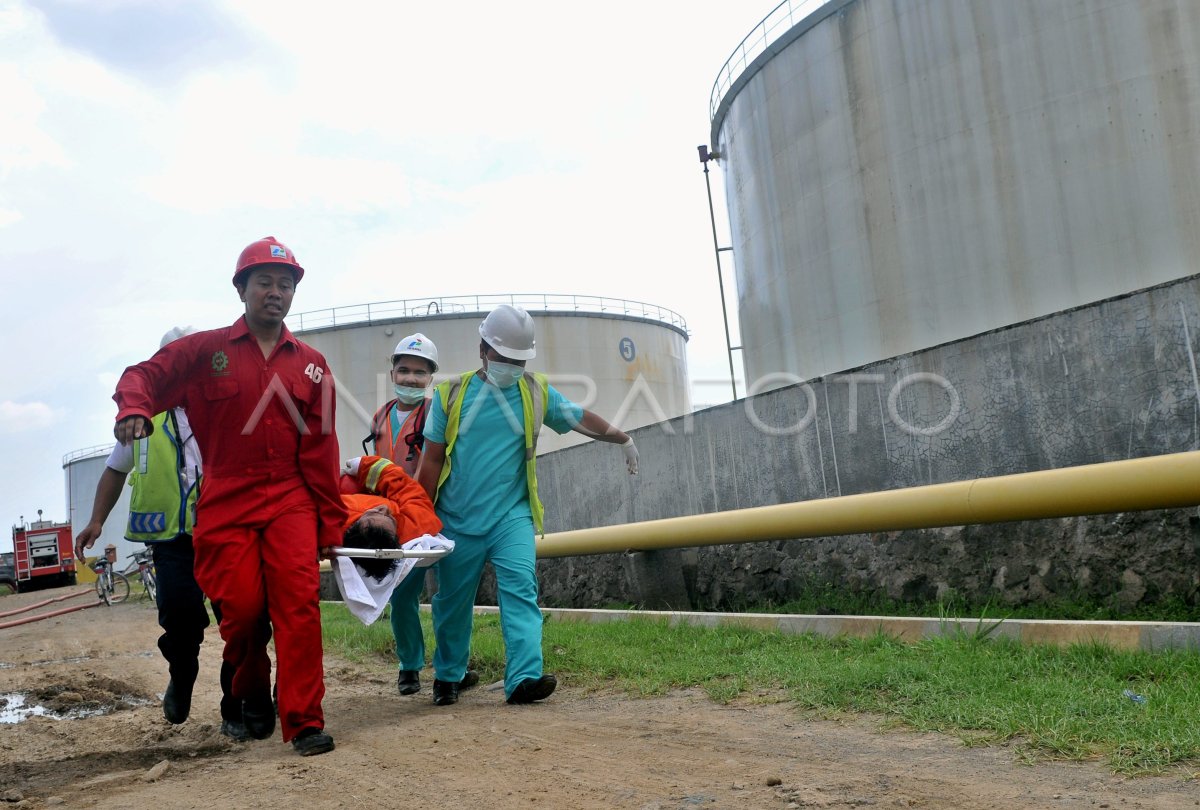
[{"xmin": 333, "ymin": 533, "xmax": 455, "ymax": 625}]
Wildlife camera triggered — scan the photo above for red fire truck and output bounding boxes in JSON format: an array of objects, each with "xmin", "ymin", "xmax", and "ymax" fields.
[{"xmin": 12, "ymin": 511, "xmax": 77, "ymax": 592}]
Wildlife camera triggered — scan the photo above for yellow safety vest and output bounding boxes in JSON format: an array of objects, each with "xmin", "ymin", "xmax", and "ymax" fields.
[
  {"xmin": 127, "ymin": 411, "xmax": 199, "ymax": 542},
  {"xmin": 435, "ymin": 370, "xmax": 549, "ymax": 534}
]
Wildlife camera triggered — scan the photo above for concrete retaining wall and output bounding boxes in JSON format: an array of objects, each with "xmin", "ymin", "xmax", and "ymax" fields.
[{"xmin": 522, "ymin": 276, "xmax": 1200, "ymax": 612}]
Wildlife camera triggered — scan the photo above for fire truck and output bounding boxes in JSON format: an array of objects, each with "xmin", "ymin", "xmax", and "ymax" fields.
[{"xmin": 12, "ymin": 510, "xmax": 77, "ymax": 592}]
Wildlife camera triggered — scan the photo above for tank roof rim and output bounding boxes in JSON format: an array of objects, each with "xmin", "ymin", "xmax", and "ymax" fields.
[{"xmin": 290, "ymin": 295, "xmax": 689, "ymax": 340}]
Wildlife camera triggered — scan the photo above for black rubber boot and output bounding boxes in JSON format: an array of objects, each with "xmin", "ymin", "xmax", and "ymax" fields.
[
  {"xmin": 432, "ymin": 679, "xmax": 459, "ymax": 706},
  {"xmin": 242, "ymin": 694, "xmax": 276, "ymax": 740},
  {"xmin": 397, "ymin": 669, "xmax": 420, "ymax": 695},
  {"xmin": 162, "ymin": 678, "xmax": 193, "ymax": 724},
  {"xmin": 507, "ymin": 674, "xmax": 557, "ymax": 705},
  {"xmin": 292, "ymin": 727, "xmax": 335, "ymax": 757}
]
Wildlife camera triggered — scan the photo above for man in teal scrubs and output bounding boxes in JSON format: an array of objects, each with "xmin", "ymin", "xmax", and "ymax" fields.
[{"xmin": 415, "ymin": 304, "xmax": 639, "ymax": 706}]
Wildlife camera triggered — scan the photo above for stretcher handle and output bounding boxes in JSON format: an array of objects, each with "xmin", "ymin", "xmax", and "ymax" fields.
[{"xmin": 332, "ymin": 547, "xmax": 451, "ymax": 560}]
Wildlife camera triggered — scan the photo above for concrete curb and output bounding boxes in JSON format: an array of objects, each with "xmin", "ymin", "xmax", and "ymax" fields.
[
  {"xmin": 470, "ymin": 606, "xmax": 1200, "ymax": 652},
  {"xmin": 321, "ymin": 600, "xmax": 1200, "ymax": 651}
]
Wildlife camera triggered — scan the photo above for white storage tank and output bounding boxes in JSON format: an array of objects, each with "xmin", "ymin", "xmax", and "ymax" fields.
[
  {"xmin": 710, "ymin": 0, "xmax": 1200, "ymax": 386},
  {"xmin": 63, "ymin": 445, "xmax": 136, "ymax": 575},
  {"xmin": 292, "ymin": 294, "xmax": 691, "ymax": 458}
]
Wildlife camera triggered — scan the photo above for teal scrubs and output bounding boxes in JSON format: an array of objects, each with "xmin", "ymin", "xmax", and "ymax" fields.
[
  {"xmin": 381, "ymin": 404, "xmax": 426, "ymax": 674},
  {"xmin": 425, "ymin": 375, "xmax": 580, "ymax": 696},
  {"xmin": 388, "ymin": 566, "xmax": 427, "ymax": 672}
]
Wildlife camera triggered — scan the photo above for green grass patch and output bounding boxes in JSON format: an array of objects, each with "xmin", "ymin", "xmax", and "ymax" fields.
[{"xmin": 321, "ymin": 603, "xmax": 1200, "ymax": 775}]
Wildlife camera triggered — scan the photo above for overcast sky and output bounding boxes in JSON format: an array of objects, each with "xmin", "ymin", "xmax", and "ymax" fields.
[{"xmin": 0, "ymin": 0, "xmax": 767, "ymax": 550}]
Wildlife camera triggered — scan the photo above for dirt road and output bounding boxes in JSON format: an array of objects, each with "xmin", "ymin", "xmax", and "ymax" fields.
[{"xmin": 1, "ymin": 587, "xmax": 1197, "ymax": 809}]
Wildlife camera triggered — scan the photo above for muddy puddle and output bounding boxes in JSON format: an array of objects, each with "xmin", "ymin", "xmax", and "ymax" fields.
[{"xmin": 0, "ymin": 678, "xmax": 154, "ymax": 723}]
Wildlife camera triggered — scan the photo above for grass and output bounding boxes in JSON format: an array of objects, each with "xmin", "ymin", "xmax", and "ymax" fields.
[{"xmin": 321, "ymin": 602, "xmax": 1200, "ymax": 775}]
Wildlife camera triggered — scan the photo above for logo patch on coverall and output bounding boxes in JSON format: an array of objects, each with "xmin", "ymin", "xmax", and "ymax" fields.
[{"xmin": 211, "ymin": 350, "xmax": 229, "ymax": 374}]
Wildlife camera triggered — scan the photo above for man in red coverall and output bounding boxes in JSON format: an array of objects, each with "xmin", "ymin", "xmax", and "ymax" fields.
[{"xmin": 111, "ymin": 236, "xmax": 347, "ymax": 757}]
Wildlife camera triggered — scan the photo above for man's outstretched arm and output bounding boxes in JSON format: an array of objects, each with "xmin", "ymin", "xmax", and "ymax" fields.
[
  {"xmin": 570, "ymin": 410, "xmax": 638, "ymax": 475},
  {"xmin": 74, "ymin": 467, "xmax": 128, "ymax": 560}
]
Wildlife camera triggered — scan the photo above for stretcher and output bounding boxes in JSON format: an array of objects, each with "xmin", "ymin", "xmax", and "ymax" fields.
[
  {"xmin": 330, "ymin": 545, "xmax": 449, "ymax": 625},
  {"xmin": 331, "ymin": 546, "xmax": 450, "ymax": 566}
]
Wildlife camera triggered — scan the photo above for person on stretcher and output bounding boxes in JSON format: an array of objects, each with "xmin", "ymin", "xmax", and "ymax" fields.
[
  {"xmin": 333, "ymin": 455, "xmax": 456, "ymax": 629},
  {"xmin": 339, "ymin": 455, "xmax": 444, "ymax": 580}
]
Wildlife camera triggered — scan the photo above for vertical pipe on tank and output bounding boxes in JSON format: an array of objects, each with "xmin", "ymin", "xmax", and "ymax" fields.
[{"xmin": 699, "ymin": 145, "xmax": 739, "ymax": 400}]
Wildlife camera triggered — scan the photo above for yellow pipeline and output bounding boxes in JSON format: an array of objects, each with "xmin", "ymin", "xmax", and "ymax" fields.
[{"xmin": 535, "ymin": 450, "xmax": 1200, "ymax": 559}]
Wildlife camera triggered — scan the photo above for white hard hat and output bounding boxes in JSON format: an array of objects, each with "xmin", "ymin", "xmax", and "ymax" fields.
[
  {"xmin": 160, "ymin": 326, "xmax": 197, "ymax": 349},
  {"xmin": 391, "ymin": 333, "xmax": 439, "ymax": 372},
  {"xmin": 479, "ymin": 304, "xmax": 536, "ymax": 360}
]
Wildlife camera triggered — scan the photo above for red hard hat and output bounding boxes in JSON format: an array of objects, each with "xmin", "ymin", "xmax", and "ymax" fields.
[{"xmin": 233, "ymin": 236, "xmax": 305, "ymax": 286}]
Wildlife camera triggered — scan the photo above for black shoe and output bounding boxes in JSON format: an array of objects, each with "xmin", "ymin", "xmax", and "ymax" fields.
[
  {"xmin": 220, "ymin": 697, "xmax": 241, "ymax": 727},
  {"xmin": 242, "ymin": 695, "xmax": 276, "ymax": 740},
  {"xmin": 507, "ymin": 674, "xmax": 557, "ymax": 704},
  {"xmin": 220, "ymin": 719, "xmax": 251, "ymax": 742},
  {"xmin": 291, "ymin": 727, "xmax": 335, "ymax": 757},
  {"xmin": 432, "ymin": 679, "xmax": 459, "ymax": 706},
  {"xmin": 459, "ymin": 669, "xmax": 480, "ymax": 691},
  {"xmin": 397, "ymin": 669, "xmax": 420, "ymax": 696},
  {"xmin": 163, "ymin": 678, "xmax": 193, "ymax": 724}
]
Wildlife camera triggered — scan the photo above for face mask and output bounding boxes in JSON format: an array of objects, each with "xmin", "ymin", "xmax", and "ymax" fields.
[
  {"xmin": 485, "ymin": 360, "xmax": 524, "ymax": 389},
  {"xmin": 394, "ymin": 385, "xmax": 427, "ymax": 405}
]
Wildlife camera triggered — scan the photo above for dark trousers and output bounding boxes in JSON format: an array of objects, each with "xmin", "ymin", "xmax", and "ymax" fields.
[
  {"xmin": 150, "ymin": 536, "xmax": 209, "ymax": 683},
  {"xmin": 151, "ymin": 536, "xmax": 250, "ymax": 722}
]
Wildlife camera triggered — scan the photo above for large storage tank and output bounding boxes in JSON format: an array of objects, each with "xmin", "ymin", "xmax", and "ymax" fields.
[
  {"xmin": 292, "ymin": 294, "xmax": 691, "ymax": 458},
  {"xmin": 711, "ymin": 0, "xmax": 1200, "ymax": 386},
  {"xmin": 63, "ymin": 445, "xmax": 136, "ymax": 574}
]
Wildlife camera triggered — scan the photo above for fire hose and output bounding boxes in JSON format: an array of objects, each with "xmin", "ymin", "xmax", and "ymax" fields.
[{"xmin": 0, "ymin": 588, "xmax": 101, "ymax": 629}]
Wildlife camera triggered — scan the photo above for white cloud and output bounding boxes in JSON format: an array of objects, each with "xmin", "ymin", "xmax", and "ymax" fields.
[
  {"xmin": 0, "ymin": 0, "xmax": 770, "ymax": 550},
  {"xmin": 0, "ymin": 64, "xmax": 69, "ymax": 173},
  {"xmin": 0, "ymin": 400, "xmax": 64, "ymax": 433}
]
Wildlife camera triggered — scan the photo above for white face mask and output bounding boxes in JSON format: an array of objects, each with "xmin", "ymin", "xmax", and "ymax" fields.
[
  {"xmin": 394, "ymin": 385, "xmax": 427, "ymax": 405},
  {"xmin": 484, "ymin": 360, "xmax": 524, "ymax": 389}
]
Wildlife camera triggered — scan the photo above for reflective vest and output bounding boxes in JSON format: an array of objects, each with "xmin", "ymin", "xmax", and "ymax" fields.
[
  {"xmin": 435, "ymin": 371, "xmax": 549, "ymax": 534},
  {"xmin": 368, "ymin": 399, "xmax": 427, "ymax": 476},
  {"xmin": 126, "ymin": 411, "xmax": 199, "ymax": 543}
]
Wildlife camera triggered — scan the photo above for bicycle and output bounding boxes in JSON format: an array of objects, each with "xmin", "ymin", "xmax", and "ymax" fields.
[
  {"xmin": 126, "ymin": 549, "xmax": 157, "ymax": 603},
  {"xmin": 92, "ymin": 556, "xmax": 130, "ymax": 606}
]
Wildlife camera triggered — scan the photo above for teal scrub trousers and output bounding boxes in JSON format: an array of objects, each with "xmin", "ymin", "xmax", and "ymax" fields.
[
  {"xmin": 388, "ymin": 567, "xmax": 427, "ymax": 672},
  {"xmin": 431, "ymin": 515, "xmax": 543, "ymax": 699}
]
